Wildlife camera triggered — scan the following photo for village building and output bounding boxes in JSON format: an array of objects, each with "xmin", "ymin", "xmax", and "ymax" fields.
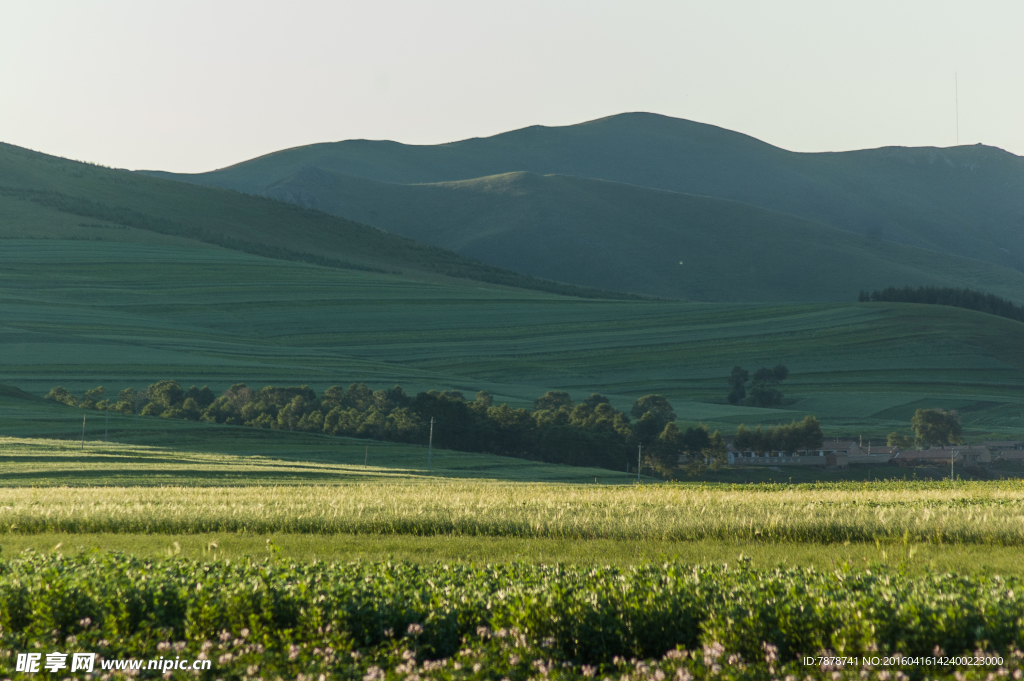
[
  {"xmin": 704, "ymin": 436, "xmax": 1007, "ymax": 470},
  {"xmin": 849, "ymin": 444, "xmax": 899, "ymax": 465},
  {"xmin": 892, "ymin": 445, "xmax": 992, "ymax": 466},
  {"xmin": 929, "ymin": 445, "xmax": 992, "ymax": 464},
  {"xmin": 724, "ymin": 446, "xmax": 829, "ymax": 467},
  {"xmin": 723, "ymin": 438, "xmax": 869, "ymax": 468},
  {"xmin": 891, "ymin": 449, "xmax": 955, "ymax": 465},
  {"xmin": 983, "ymin": 441, "xmax": 1024, "ymax": 461}
]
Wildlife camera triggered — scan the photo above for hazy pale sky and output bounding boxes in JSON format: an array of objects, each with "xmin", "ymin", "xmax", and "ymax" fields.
[{"xmin": 2, "ymin": 0, "xmax": 1021, "ymax": 172}]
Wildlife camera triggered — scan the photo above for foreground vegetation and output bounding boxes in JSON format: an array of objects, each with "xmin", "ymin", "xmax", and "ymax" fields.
[
  {"xmin": 3, "ymin": 432, "xmax": 1023, "ymax": 677},
  {"xmin": 1, "ymin": 553, "xmax": 1022, "ymax": 679}
]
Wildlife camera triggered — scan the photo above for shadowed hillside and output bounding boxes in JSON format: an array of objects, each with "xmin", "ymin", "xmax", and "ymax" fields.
[
  {"xmin": 0, "ymin": 142, "xmax": 633, "ymax": 300},
  {"xmin": 260, "ymin": 168, "xmax": 1024, "ymax": 303},
  {"xmin": 146, "ymin": 112, "xmax": 1024, "ymax": 274}
]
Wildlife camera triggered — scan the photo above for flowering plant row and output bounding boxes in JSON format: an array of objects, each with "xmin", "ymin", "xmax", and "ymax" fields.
[{"xmin": 1, "ymin": 553, "xmax": 1021, "ymax": 679}]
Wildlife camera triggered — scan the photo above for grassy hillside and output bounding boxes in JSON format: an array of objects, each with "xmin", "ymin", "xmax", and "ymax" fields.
[
  {"xmin": 2, "ymin": 140, "xmax": 1023, "ymax": 447},
  {"xmin": 0, "ymin": 142, "xmax": 633, "ymax": 299},
  {"xmin": 263, "ymin": 168, "xmax": 1024, "ymax": 303},
  {"xmin": 147, "ymin": 112, "xmax": 1024, "ymax": 273},
  {"xmin": 1, "ymin": 238, "xmax": 1022, "ymax": 441},
  {"xmin": 0, "ymin": 434, "xmax": 637, "ymax": 486}
]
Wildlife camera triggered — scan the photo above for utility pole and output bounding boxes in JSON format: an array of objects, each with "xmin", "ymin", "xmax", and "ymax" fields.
[
  {"xmin": 81, "ymin": 414, "xmax": 87, "ymax": 451},
  {"xmin": 364, "ymin": 445, "xmax": 368, "ymax": 466},
  {"xmin": 636, "ymin": 443, "xmax": 642, "ymax": 484},
  {"xmin": 951, "ymin": 448, "xmax": 957, "ymax": 481},
  {"xmin": 427, "ymin": 417, "xmax": 434, "ymax": 471},
  {"xmin": 105, "ymin": 406, "xmax": 109, "ymax": 442}
]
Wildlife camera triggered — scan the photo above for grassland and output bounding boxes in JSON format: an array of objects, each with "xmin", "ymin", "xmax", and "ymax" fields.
[
  {"xmin": 0, "ymin": 436, "xmax": 638, "ymax": 486},
  {"xmin": 2, "ymin": 239, "xmax": 1023, "ymax": 441}
]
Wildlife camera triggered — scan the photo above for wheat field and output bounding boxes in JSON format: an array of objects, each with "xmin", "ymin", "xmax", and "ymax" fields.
[{"xmin": 3, "ymin": 479, "xmax": 1023, "ymax": 544}]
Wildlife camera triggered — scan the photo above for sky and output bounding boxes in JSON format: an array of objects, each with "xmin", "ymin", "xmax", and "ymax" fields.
[{"xmin": 1, "ymin": 0, "xmax": 1021, "ymax": 173}]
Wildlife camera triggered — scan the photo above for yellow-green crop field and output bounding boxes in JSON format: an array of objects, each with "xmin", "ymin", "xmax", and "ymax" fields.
[{"xmin": 4, "ymin": 478, "xmax": 1024, "ymax": 546}]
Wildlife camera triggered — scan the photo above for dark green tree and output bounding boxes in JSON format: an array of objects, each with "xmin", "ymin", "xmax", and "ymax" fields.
[
  {"xmin": 182, "ymin": 398, "xmax": 201, "ymax": 420},
  {"xmin": 887, "ymin": 431, "xmax": 914, "ymax": 448},
  {"xmin": 744, "ymin": 365, "xmax": 789, "ymax": 408},
  {"xmin": 910, "ymin": 408, "xmax": 963, "ymax": 447},
  {"xmin": 147, "ymin": 380, "xmax": 184, "ymax": 409},
  {"xmin": 186, "ymin": 385, "xmax": 216, "ymax": 408},
  {"xmin": 630, "ymin": 395, "xmax": 675, "ymax": 424},
  {"xmin": 533, "ymin": 391, "xmax": 574, "ymax": 411},
  {"xmin": 727, "ymin": 366, "xmax": 749, "ymax": 405},
  {"xmin": 704, "ymin": 430, "xmax": 728, "ymax": 470},
  {"xmin": 44, "ymin": 386, "xmax": 78, "ymax": 407}
]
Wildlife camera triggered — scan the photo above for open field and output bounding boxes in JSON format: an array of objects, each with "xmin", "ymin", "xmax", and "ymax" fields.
[
  {"xmin": 0, "ymin": 436, "xmax": 638, "ymax": 486},
  {"xmin": 3, "ymin": 431, "xmax": 987, "ymax": 487},
  {"xmin": 2, "ymin": 239, "xmax": 1023, "ymax": 441},
  {"xmin": 3, "ymin": 472, "xmax": 1022, "ymax": 545}
]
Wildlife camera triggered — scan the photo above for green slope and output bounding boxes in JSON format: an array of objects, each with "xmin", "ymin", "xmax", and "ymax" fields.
[
  {"xmin": 0, "ymin": 142, "xmax": 632, "ymax": 300},
  {"xmin": 146, "ymin": 112, "xmax": 1024, "ymax": 273},
  {"xmin": 1, "ymin": 239, "xmax": 1022, "ymax": 441},
  {"xmin": 2, "ymin": 142, "xmax": 1023, "ymax": 446},
  {"xmin": 263, "ymin": 168, "xmax": 1024, "ymax": 303}
]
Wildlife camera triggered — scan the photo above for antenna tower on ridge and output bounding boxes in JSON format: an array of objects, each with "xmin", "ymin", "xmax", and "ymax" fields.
[{"xmin": 955, "ymin": 72, "xmax": 959, "ymax": 146}]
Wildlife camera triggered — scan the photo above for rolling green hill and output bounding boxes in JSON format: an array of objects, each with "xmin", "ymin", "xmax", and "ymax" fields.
[
  {"xmin": 1, "ymin": 237, "xmax": 1022, "ymax": 442},
  {"xmin": 147, "ymin": 112, "xmax": 1024, "ymax": 275},
  {"xmin": 261, "ymin": 168, "xmax": 1024, "ymax": 303},
  {"xmin": 2, "ymin": 142, "xmax": 1023, "ymax": 450},
  {"xmin": 0, "ymin": 142, "xmax": 632, "ymax": 300}
]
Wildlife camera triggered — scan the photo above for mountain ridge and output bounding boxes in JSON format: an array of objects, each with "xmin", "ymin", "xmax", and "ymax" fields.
[{"xmin": 142, "ymin": 112, "xmax": 1024, "ymax": 278}]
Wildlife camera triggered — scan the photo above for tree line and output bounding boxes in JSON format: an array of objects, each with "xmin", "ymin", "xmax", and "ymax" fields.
[
  {"xmin": 859, "ymin": 285, "xmax": 1024, "ymax": 323},
  {"xmin": 45, "ymin": 381, "xmax": 822, "ymax": 478}
]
